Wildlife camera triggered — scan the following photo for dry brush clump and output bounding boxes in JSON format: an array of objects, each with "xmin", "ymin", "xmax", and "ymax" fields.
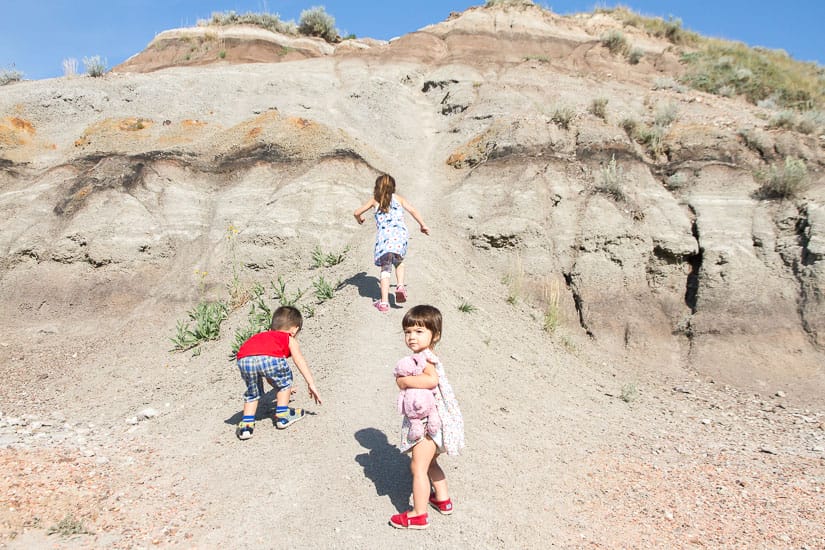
[
  {"xmin": 756, "ymin": 156, "xmax": 810, "ymax": 199},
  {"xmin": 199, "ymin": 6, "xmax": 340, "ymax": 42}
]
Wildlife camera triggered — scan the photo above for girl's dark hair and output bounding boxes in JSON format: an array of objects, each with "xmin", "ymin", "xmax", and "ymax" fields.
[
  {"xmin": 402, "ymin": 304, "xmax": 442, "ymax": 345},
  {"xmin": 373, "ymin": 173, "xmax": 396, "ymax": 213},
  {"xmin": 270, "ymin": 306, "xmax": 303, "ymax": 332}
]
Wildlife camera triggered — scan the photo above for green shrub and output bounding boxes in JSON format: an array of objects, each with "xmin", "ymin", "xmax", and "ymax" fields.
[
  {"xmin": 635, "ymin": 124, "xmax": 667, "ymax": 157},
  {"xmin": 767, "ymin": 110, "xmax": 797, "ymax": 130},
  {"xmin": 679, "ymin": 41, "xmax": 825, "ymax": 110},
  {"xmin": 312, "ymin": 245, "xmax": 349, "ymax": 268},
  {"xmin": 620, "ymin": 383, "xmax": 638, "ymax": 403},
  {"xmin": 170, "ymin": 300, "xmax": 228, "ymax": 352},
  {"xmin": 271, "ymin": 275, "xmax": 306, "ymax": 306},
  {"xmin": 48, "ymin": 515, "xmax": 91, "ymax": 537},
  {"xmin": 619, "ymin": 117, "xmax": 638, "ymax": 137},
  {"xmin": 654, "ymin": 102, "xmax": 679, "ymax": 127},
  {"xmin": 652, "ymin": 76, "xmax": 686, "ymax": 93},
  {"xmin": 83, "ymin": 55, "xmax": 107, "ymax": 77},
  {"xmin": 597, "ymin": 7, "xmax": 699, "ymax": 46},
  {"xmin": 312, "ymin": 276, "xmax": 338, "ymax": 303},
  {"xmin": 458, "ymin": 301, "xmax": 477, "ymax": 313},
  {"xmin": 298, "ymin": 6, "xmax": 339, "ymax": 42},
  {"xmin": 595, "ymin": 154, "xmax": 626, "ymax": 201},
  {"xmin": 589, "ymin": 98, "xmax": 609, "ymax": 121},
  {"xmin": 757, "ymin": 157, "xmax": 809, "ymax": 199},
  {"xmin": 199, "ymin": 11, "xmax": 298, "ymax": 35},
  {"xmin": 551, "ymin": 106, "xmax": 576, "ymax": 130},
  {"xmin": 665, "ymin": 172, "xmax": 688, "ymax": 190},
  {"xmin": 627, "ymin": 47, "xmax": 644, "ymax": 65},
  {"xmin": 0, "ymin": 65, "xmax": 23, "ymax": 85},
  {"xmin": 601, "ymin": 30, "xmax": 628, "ymax": 55},
  {"xmin": 796, "ymin": 110, "xmax": 825, "ymax": 134},
  {"xmin": 485, "ymin": 0, "xmax": 535, "ymax": 6}
]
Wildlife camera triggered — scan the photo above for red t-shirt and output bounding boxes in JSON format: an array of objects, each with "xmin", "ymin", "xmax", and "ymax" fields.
[{"xmin": 236, "ymin": 330, "xmax": 292, "ymax": 359}]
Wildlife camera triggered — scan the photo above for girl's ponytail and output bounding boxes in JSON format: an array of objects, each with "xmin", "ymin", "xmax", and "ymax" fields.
[{"xmin": 373, "ymin": 173, "xmax": 396, "ymax": 213}]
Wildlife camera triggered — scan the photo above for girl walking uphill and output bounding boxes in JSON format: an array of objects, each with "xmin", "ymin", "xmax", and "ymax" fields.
[
  {"xmin": 354, "ymin": 173, "xmax": 429, "ymax": 312},
  {"xmin": 390, "ymin": 305, "xmax": 464, "ymax": 529}
]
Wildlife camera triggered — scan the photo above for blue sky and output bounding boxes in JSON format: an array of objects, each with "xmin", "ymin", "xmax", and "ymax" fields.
[{"xmin": 2, "ymin": 1, "xmax": 823, "ymax": 80}]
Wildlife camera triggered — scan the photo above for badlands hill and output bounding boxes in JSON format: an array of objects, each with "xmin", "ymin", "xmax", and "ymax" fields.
[{"xmin": 1, "ymin": 3, "xmax": 824, "ymax": 548}]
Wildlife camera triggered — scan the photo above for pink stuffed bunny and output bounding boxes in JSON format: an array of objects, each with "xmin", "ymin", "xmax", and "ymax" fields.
[{"xmin": 394, "ymin": 352, "xmax": 441, "ymax": 441}]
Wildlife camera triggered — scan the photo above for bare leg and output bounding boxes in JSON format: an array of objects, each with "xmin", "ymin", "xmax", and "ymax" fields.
[
  {"xmin": 395, "ymin": 261, "xmax": 406, "ymax": 290},
  {"xmin": 409, "ymin": 437, "xmax": 437, "ymax": 516},
  {"xmin": 241, "ymin": 399, "xmax": 258, "ymax": 417},
  {"xmin": 275, "ymin": 388, "xmax": 292, "ymax": 407},
  {"xmin": 379, "ymin": 272, "xmax": 391, "ymax": 304},
  {"xmin": 428, "ymin": 456, "xmax": 448, "ymax": 501}
]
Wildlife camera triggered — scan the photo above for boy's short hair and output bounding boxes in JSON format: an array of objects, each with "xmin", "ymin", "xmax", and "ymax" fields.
[
  {"xmin": 270, "ymin": 306, "xmax": 303, "ymax": 332},
  {"xmin": 402, "ymin": 304, "xmax": 442, "ymax": 345}
]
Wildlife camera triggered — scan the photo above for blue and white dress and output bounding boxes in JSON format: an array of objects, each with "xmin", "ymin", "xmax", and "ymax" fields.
[{"xmin": 373, "ymin": 195, "xmax": 409, "ymax": 266}]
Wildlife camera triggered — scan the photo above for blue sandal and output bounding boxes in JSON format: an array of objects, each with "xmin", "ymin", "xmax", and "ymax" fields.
[{"xmin": 275, "ymin": 407, "xmax": 305, "ymax": 429}]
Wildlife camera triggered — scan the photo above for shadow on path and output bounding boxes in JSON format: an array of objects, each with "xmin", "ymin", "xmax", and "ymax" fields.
[
  {"xmin": 341, "ymin": 271, "xmax": 379, "ymax": 301},
  {"xmin": 355, "ymin": 427, "xmax": 411, "ymax": 512}
]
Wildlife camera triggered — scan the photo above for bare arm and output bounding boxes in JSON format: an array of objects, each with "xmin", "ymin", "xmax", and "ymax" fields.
[
  {"xmin": 353, "ymin": 198, "xmax": 377, "ymax": 224},
  {"xmin": 289, "ymin": 336, "xmax": 322, "ymax": 404},
  {"xmin": 395, "ymin": 195, "xmax": 430, "ymax": 235},
  {"xmin": 396, "ymin": 362, "xmax": 438, "ymax": 390}
]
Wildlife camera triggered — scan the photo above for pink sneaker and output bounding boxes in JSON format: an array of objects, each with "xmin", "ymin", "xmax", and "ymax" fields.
[
  {"xmin": 373, "ymin": 301, "xmax": 389, "ymax": 312},
  {"xmin": 395, "ymin": 285, "xmax": 408, "ymax": 303}
]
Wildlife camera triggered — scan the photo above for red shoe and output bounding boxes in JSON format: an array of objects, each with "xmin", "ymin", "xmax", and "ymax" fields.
[
  {"xmin": 389, "ymin": 510, "xmax": 429, "ymax": 529},
  {"xmin": 429, "ymin": 494, "xmax": 453, "ymax": 515}
]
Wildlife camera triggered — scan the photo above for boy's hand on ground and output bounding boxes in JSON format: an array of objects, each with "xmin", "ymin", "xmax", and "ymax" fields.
[
  {"xmin": 308, "ymin": 384, "xmax": 322, "ymax": 404},
  {"xmin": 420, "ymin": 225, "xmax": 430, "ymax": 235}
]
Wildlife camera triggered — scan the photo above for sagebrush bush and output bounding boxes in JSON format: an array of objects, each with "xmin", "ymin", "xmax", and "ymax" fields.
[
  {"xmin": 619, "ymin": 117, "xmax": 638, "ymax": 137},
  {"xmin": 596, "ymin": 155, "xmax": 626, "ymax": 201},
  {"xmin": 298, "ymin": 6, "xmax": 339, "ymax": 42},
  {"xmin": 0, "ymin": 66, "xmax": 23, "ymax": 85},
  {"xmin": 654, "ymin": 102, "xmax": 679, "ymax": 127},
  {"xmin": 757, "ymin": 157, "xmax": 809, "ymax": 199},
  {"xmin": 679, "ymin": 41, "xmax": 825, "ymax": 110},
  {"xmin": 485, "ymin": 0, "xmax": 535, "ymax": 6},
  {"xmin": 83, "ymin": 55, "xmax": 107, "ymax": 77},
  {"xmin": 199, "ymin": 11, "xmax": 298, "ymax": 35},
  {"xmin": 62, "ymin": 58, "xmax": 78, "ymax": 77},
  {"xmin": 598, "ymin": 7, "xmax": 698, "ymax": 46},
  {"xmin": 796, "ymin": 110, "xmax": 825, "ymax": 134},
  {"xmin": 551, "ymin": 106, "xmax": 576, "ymax": 129},
  {"xmin": 601, "ymin": 30, "xmax": 628, "ymax": 55},
  {"xmin": 627, "ymin": 47, "xmax": 644, "ymax": 65},
  {"xmin": 767, "ymin": 110, "xmax": 797, "ymax": 130},
  {"xmin": 589, "ymin": 98, "xmax": 609, "ymax": 121}
]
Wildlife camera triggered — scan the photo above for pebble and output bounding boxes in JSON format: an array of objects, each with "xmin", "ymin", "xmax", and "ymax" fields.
[{"xmin": 138, "ymin": 408, "xmax": 159, "ymax": 420}]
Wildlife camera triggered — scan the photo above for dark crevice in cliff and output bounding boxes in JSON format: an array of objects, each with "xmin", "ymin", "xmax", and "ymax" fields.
[
  {"xmin": 685, "ymin": 206, "xmax": 702, "ymax": 314},
  {"xmin": 563, "ymin": 271, "xmax": 594, "ymax": 338},
  {"xmin": 791, "ymin": 205, "xmax": 820, "ymax": 347}
]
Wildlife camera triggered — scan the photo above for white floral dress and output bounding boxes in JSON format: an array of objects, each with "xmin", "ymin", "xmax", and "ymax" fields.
[
  {"xmin": 399, "ymin": 349, "xmax": 465, "ymax": 456},
  {"xmin": 373, "ymin": 195, "xmax": 409, "ymax": 266}
]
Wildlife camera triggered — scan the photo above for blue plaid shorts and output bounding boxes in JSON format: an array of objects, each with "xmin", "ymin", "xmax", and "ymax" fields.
[{"xmin": 237, "ymin": 355, "xmax": 293, "ymax": 403}]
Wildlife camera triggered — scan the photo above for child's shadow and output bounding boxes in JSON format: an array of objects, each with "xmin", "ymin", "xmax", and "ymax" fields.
[
  {"xmin": 224, "ymin": 383, "xmax": 303, "ymax": 425},
  {"xmin": 355, "ymin": 427, "xmax": 411, "ymax": 512},
  {"xmin": 341, "ymin": 271, "xmax": 379, "ymax": 301}
]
